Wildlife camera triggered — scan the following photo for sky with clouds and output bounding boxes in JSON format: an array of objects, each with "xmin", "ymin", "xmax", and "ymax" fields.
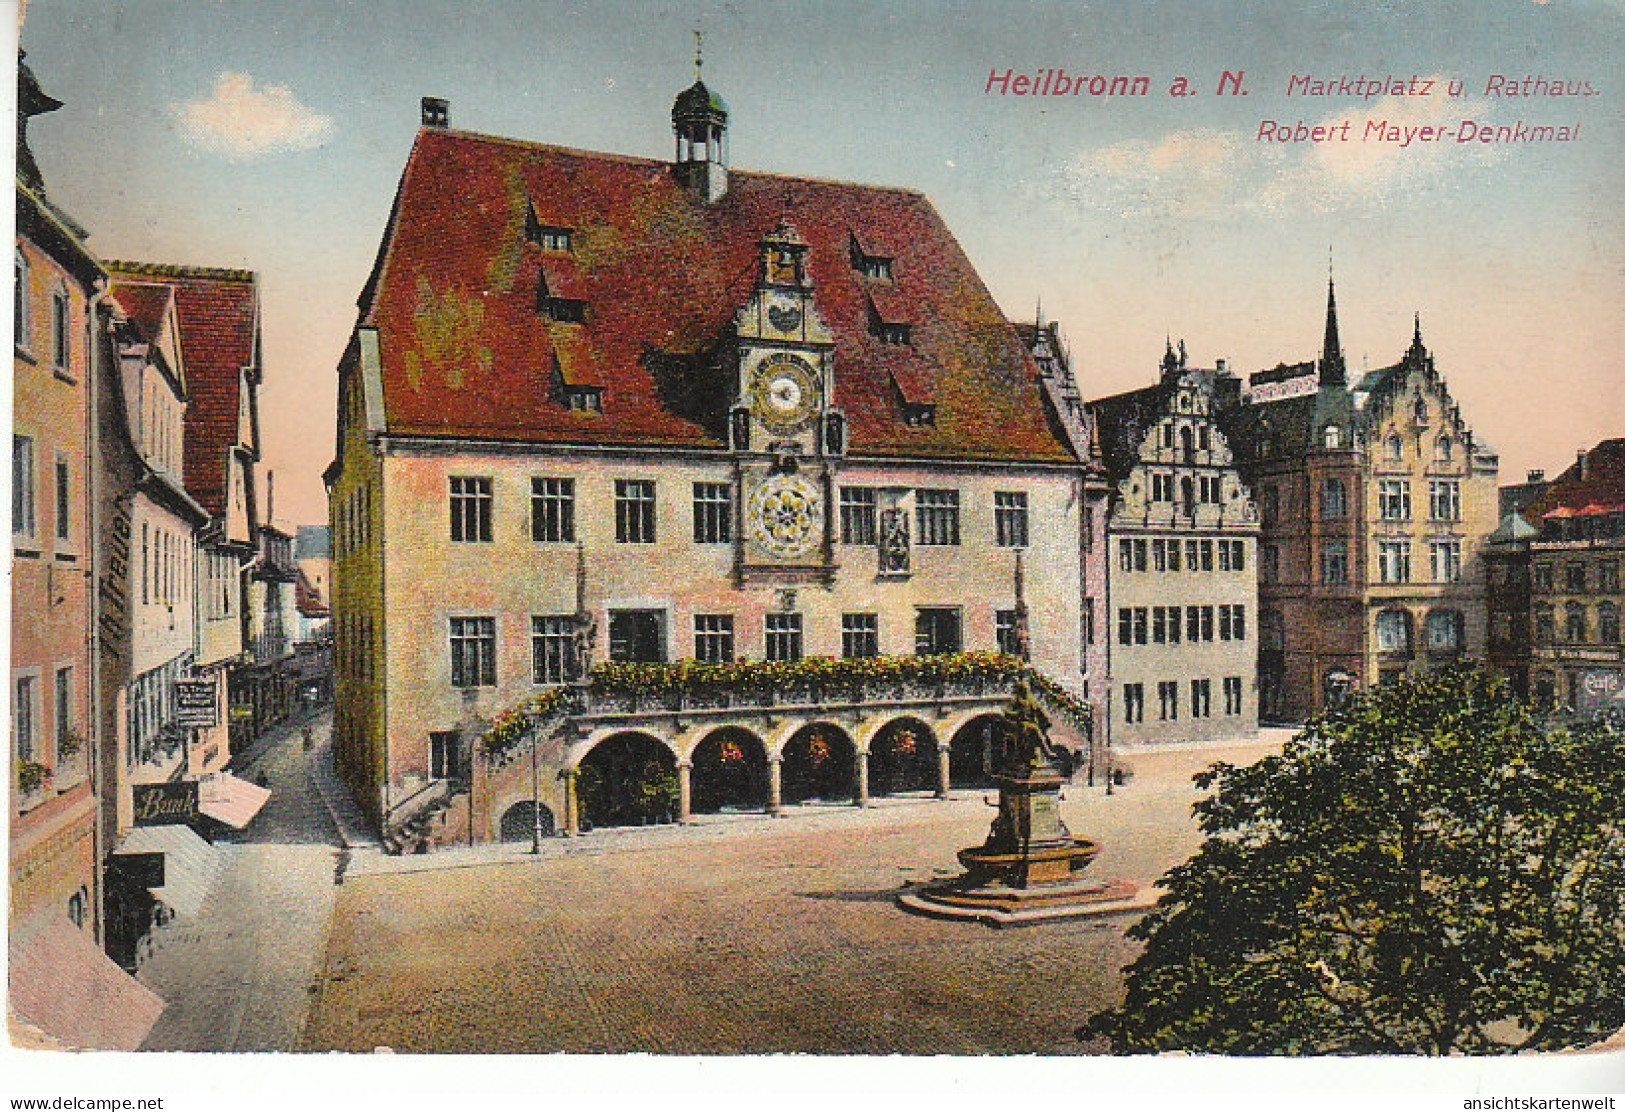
[{"xmin": 14, "ymin": 0, "xmax": 1625, "ymax": 527}]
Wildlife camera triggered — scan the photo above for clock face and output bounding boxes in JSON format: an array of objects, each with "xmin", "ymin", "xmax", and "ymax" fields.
[
  {"xmin": 748, "ymin": 351, "xmax": 822, "ymax": 433},
  {"xmin": 748, "ymin": 475, "xmax": 823, "ymax": 559}
]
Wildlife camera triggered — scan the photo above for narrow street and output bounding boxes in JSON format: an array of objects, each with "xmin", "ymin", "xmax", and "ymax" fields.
[{"xmin": 136, "ymin": 709, "xmax": 354, "ymax": 1052}]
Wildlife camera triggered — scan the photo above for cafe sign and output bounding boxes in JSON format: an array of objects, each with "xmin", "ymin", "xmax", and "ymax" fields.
[
  {"xmin": 133, "ymin": 781, "xmax": 200, "ymax": 826},
  {"xmin": 1576, "ymin": 669, "xmax": 1625, "ymax": 716},
  {"xmin": 175, "ymin": 677, "xmax": 219, "ymax": 728}
]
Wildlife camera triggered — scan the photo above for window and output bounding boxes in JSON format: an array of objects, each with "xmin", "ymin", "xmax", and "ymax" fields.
[
  {"xmin": 1197, "ymin": 540, "xmax": 1214, "ymax": 571},
  {"xmin": 915, "ymin": 608, "xmax": 962, "ymax": 656},
  {"xmin": 14, "ymin": 249, "xmax": 27, "ymax": 348},
  {"xmin": 1429, "ymin": 480, "xmax": 1461, "ymax": 522},
  {"xmin": 1379, "ymin": 480, "xmax": 1411, "ymax": 521},
  {"xmin": 52, "ymin": 285, "xmax": 70, "ymax": 371},
  {"xmin": 1199, "ymin": 475, "xmax": 1222, "ymax": 504},
  {"xmin": 1118, "ymin": 607, "xmax": 1148, "ymax": 647},
  {"xmin": 840, "ymin": 487, "xmax": 877, "ymax": 545},
  {"xmin": 1191, "ymin": 679, "xmax": 1212, "ymax": 719},
  {"xmin": 1321, "ymin": 478, "xmax": 1347, "ymax": 519},
  {"xmin": 879, "ymin": 323, "xmax": 912, "ymax": 346},
  {"xmin": 564, "ymin": 387, "xmax": 601, "ymax": 412},
  {"xmin": 1323, "ymin": 425, "xmax": 1341, "ymax": 450},
  {"xmin": 842, "ymin": 613, "xmax": 879, "ymax": 659},
  {"xmin": 531, "ymin": 478, "xmax": 575, "ymax": 543},
  {"xmin": 12, "ymin": 435, "xmax": 36, "ymax": 538},
  {"xmin": 1262, "ymin": 544, "xmax": 1280, "ymax": 583},
  {"xmin": 1123, "ymin": 683, "xmax": 1144, "ymax": 725},
  {"xmin": 1152, "ymin": 606, "xmax": 1169, "ymax": 645},
  {"xmin": 1157, "ymin": 680, "xmax": 1179, "ymax": 721},
  {"xmin": 15, "ymin": 675, "xmax": 37, "ymax": 762},
  {"xmin": 53, "ymin": 457, "xmax": 70, "ymax": 541},
  {"xmin": 542, "ymin": 297, "xmax": 587, "ymax": 324},
  {"xmin": 1219, "ymin": 605, "xmax": 1246, "ymax": 642},
  {"xmin": 1217, "ymin": 540, "xmax": 1245, "ymax": 572},
  {"xmin": 54, "ymin": 667, "xmax": 73, "ymax": 750},
  {"xmin": 450, "ymin": 617, "xmax": 496, "ymax": 688},
  {"xmin": 1600, "ymin": 562, "xmax": 1620, "ymax": 592},
  {"xmin": 1565, "ymin": 603, "xmax": 1587, "ymax": 643},
  {"xmin": 915, "ymin": 489, "xmax": 960, "ymax": 546},
  {"xmin": 1437, "ymin": 436, "xmax": 1454, "ymax": 462},
  {"xmin": 1379, "ymin": 540, "xmax": 1412, "ymax": 584},
  {"xmin": 1386, "ymin": 435, "xmax": 1403, "ymax": 462},
  {"xmin": 995, "ymin": 609, "xmax": 1023, "ymax": 656},
  {"xmin": 609, "ymin": 609, "xmax": 666, "ymax": 663},
  {"xmin": 1261, "ymin": 486, "xmax": 1280, "ymax": 526},
  {"xmin": 766, "ymin": 613, "xmax": 804, "ymax": 662},
  {"xmin": 449, "ymin": 477, "xmax": 493, "ymax": 542},
  {"xmin": 1565, "ymin": 563, "xmax": 1587, "ymax": 592},
  {"xmin": 857, "ymin": 255, "xmax": 892, "ymax": 281},
  {"xmin": 693, "ymin": 614, "xmax": 736, "ymax": 664},
  {"xmin": 1376, "ymin": 610, "xmax": 1411, "ymax": 654},
  {"xmin": 1223, "ymin": 676, "xmax": 1243, "ymax": 715},
  {"xmin": 1599, "ymin": 603, "xmax": 1620, "ymax": 645},
  {"xmin": 1430, "ymin": 540, "xmax": 1462, "ymax": 583},
  {"xmin": 1427, "ymin": 610, "xmax": 1464, "ymax": 652},
  {"xmin": 1082, "ymin": 598, "xmax": 1095, "ymax": 646},
  {"xmin": 615, "ymin": 479, "xmax": 657, "ymax": 544},
  {"xmin": 430, "ymin": 732, "xmax": 462, "ymax": 781},
  {"xmin": 1321, "ymin": 541, "xmax": 1349, "ymax": 585},
  {"xmin": 535, "ymin": 225, "xmax": 573, "ymax": 252},
  {"xmin": 1534, "ymin": 604, "xmax": 1555, "ymax": 644},
  {"xmin": 1119, "ymin": 538, "xmax": 1147, "ymax": 573},
  {"xmin": 1152, "ymin": 538, "xmax": 1182, "ymax": 573},
  {"xmin": 692, "ymin": 482, "xmax": 733, "ymax": 544},
  {"xmin": 1151, "ymin": 473, "xmax": 1174, "ymax": 503},
  {"xmin": 994, "ymin": 492, "xmax": 1028, "ymax": 548},
  {"xmin": 1187, "ymin": 605, "xmax": 1214, "ymax": 643},
  {"xmin": 531, "ymin": 616, "xmax": 577, "ymax": 684},
  {"xmin": 1534, "ymin": 563, "xmax": 1554, "ymax": 592}
]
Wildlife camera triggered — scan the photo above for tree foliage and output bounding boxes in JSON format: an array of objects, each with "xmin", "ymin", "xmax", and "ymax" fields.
[{"xmin": 1085, "ymin": 666, "xmax": 1625, "ymax": 1055}]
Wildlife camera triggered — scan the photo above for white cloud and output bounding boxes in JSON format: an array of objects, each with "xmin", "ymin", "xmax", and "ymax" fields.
[
  {"xmin": 171, "ymin": 73, "xmax": 334, "ymax": 159},
  {"xmin": 1065, "ymin": 76, "xmax": 1501, "ymax": 218}
]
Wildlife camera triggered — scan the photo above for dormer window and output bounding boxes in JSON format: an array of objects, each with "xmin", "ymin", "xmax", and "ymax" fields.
[
  {"xmin": 849, "ymin": 231, "xmax": 893, "ymax": 281},
  {"xmin": 903, "ymin": 402, "xmax": 935, "ymax": 427},
  {"xmin": 879, "ymin": 323, "xmax": 911, "ymax": 346},
  {"xmin": 526, "ymin": 207, "xmax": 574, "ymax": 253},
  {"xmin": 862, "ymin": 257, "xmax": 892, "ymax": 281},
  {"xmin": 564, "ymin": 387, "xmax": 602, "ymax": 412},
  {"xmin": 542, "ymin": 297, "xmax": 586, "ymax": 324}
]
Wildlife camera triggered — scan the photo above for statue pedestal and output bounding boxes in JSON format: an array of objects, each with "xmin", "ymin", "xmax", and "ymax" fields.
[{"xmin": 899, "ymin": 769, "xmax": 1141, "ymax": 927}]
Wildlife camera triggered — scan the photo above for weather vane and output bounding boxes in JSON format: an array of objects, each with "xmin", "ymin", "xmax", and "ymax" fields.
[{"xmin": 694, "ymin": 29, "xmax": 703, "ymax": 79}]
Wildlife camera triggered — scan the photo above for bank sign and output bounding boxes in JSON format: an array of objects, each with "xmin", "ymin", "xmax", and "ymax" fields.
[
  {"xmin": 1576, "ymin": 669, "xmax": 1625, "ymax": 717},
  {"xmin": 132, "ymin": 781, "xmax": 200, "ymax": 826}
]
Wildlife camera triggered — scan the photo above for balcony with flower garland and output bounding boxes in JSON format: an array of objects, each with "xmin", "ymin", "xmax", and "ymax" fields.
[{"xmin": 461, "ymin": 651, "xmax": 1093, "ymax": 843}]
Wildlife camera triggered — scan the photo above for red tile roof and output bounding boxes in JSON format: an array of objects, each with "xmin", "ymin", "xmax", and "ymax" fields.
[
  {"xmin": 1524, "ymin": 438, "xmax": 1625, "ymax": 518},
  {"xmin": 360, "ymin": 128, "xmax": 1075, "ymax": 463},
  {"xmin": 106, "ymin": 263, "xmax": 260, "ymax": 517},
  {"xmin": 107, "ymin": 280, "xmax": 172, "ymax": 348}
]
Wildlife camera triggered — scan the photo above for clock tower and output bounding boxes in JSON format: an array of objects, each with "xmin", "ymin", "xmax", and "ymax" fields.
[{"xmin": 730, "ymin": 222, "xmax": 844, "ymax": 582}]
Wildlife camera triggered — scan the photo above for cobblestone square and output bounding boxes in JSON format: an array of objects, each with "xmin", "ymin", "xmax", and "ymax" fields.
[{"xmin": 301, "ymin": 738, "xmax": 1282, "ymax": 1055}]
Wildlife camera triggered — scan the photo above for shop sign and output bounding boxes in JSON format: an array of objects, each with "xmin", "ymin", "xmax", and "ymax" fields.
[
  {"xmin": 1576, "ymin": 669, "xmax": 1625, "ymax": 716},
  {"xmin": 175, "ymin": 677, "xmax": 219, "ymax": 728},
  {"xmin": 133, "ymin": 781, "xmax": 200, "ymax": 826}
]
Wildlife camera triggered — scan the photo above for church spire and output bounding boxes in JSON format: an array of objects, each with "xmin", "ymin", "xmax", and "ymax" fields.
[{"xmin": 1319, "ymin": 268, "xmax": 1346, "ymax": 388}]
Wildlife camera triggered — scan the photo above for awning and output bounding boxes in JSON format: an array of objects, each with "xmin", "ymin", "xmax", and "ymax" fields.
[
  {"xmin": 9, "ymin": 917, "xmax": 165, "ymax": 1051},
  {"xmin": 198, "ymin": 770, "xmax": 272, "ymax": 830},
  {"xmin": 113, "ymin": 822, "xmax": 223, "ymax": 918}
]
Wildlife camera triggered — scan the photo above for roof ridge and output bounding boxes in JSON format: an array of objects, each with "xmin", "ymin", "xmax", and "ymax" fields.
[
  {"xmin": 417, "ymin": 126, "xmax": 928, "ymax": 199},
  {"xmin": 104, "ymin": 260, "xmax": 257, "ymax": 284}
]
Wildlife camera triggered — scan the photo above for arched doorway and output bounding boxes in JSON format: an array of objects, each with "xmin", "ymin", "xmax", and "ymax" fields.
[
  {"xmin": 868, "ymin": 718, "xmax": 938, "ymax": 797},
  {"xmin": 948, "ymin": 715, "xmax": 1005, "ymax": 788},
  {"xmin": 781, "ymin": 724, "xmax": 857, "ymax": 804},
  {"xmin": 691, "ymin": 728, "xmax": 769, "ymax": 814},
  {"xmin": 576, "ymin": 732, "xmax": 679, "ymax": 830},
  {"xmin": 499, "ymin": 800, "xmax": 556, "ymax": 842}
]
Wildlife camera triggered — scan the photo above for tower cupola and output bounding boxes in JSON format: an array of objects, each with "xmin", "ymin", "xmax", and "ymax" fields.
[{"xmin": 672, "ymin": 33, "xmax": 729, "ymax": 203}]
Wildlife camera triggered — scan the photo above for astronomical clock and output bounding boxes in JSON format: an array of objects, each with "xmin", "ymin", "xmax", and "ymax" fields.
[{"xmin": 730, "ymin": 223, "xmax": 844, "ymax": 582}]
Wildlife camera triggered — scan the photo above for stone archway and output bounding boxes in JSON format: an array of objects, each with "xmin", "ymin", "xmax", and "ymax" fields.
[
  {"xmin": 690, "ymin": 727, "xmax": 769, "ymax": 815},
  {"xmin": 867, "ymin": 718, "xmax": 938, "ymax": 797},
  {"xmin": 498, "ymin": 800, "xmax": 555, "ymax": 843},
  {"xmin": 948, "ymin": 714, "xmax": 1006, "ymax": 788},
  {"xmin": 576, "ymin": 732, "xmax": 679, "ymax": 830},
  {"xmin": 780, "ymin": 723, "xmax": 857, "ymax": 805}
]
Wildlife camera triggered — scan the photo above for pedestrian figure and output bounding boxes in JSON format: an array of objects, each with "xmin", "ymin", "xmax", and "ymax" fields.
[{"xmin": 302, "ymin": 725, "xmax": 314, "ymax": 752}]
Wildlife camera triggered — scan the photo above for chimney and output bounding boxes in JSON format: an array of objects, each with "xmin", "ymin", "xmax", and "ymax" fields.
[
  {"xmin": 1526, "ymin": 469, "xmax": 1545, "ymax": 484},
  {"xmin": 421, "ymin": 97, "xmax": 449, "ymax": 128},
  {"xmin": 1577, "ymin": 450, "xmax": 1590, "ymax": 481},
  {"xmin": 1215, "ymin": 358, "xmax": 1227, "ymax": 374}
]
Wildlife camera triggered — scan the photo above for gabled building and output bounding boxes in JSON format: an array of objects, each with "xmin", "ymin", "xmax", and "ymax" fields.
[
  {"xmin": 1090, "ymin": 343, "xmax": 1260, "ymax": 748},
  {"xmin": 329, "ymin": 84, "xmax": 1104, "ymax": 847},
  {"xmin": 1219, "ymin": 281, "xmax": 1499, "ymax": 721},
  {"xmin": 1520, "ymin": 439, "xmax": 1625, "ymax": 715}
]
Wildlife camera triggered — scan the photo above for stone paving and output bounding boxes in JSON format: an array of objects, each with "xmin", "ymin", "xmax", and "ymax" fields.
[
  {"xmin": 137, "ymin": 711, "xmax": 344, "ymax": 1052},
  {"xmin": 301, "ymin": 735, "xmax": 1283, "ymax": 1055}
]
